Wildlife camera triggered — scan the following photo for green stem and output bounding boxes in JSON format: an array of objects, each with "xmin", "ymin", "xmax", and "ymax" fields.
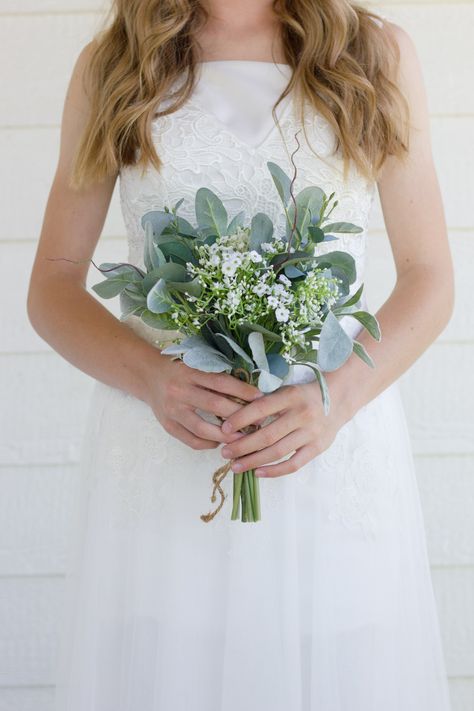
[
  {"xmin": 251, "ymin": 470, "xmax": 261, "ymax": 521},
  {"xmin": 231, "ymin": 472, "xmax": 243, "ymax": 520},
  {"xmin": 243, "ymin": 470, "xmax": 254, "ymax": 522}
]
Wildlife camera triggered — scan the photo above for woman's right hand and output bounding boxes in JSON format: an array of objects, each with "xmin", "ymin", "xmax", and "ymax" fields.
[{"xmin": 145, "ymin": 352, "xmax": 263, "ymax": 450}]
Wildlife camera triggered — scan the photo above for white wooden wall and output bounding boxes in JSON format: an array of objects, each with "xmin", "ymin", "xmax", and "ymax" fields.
[{"xmin": 0, "ymin": 1, "xmax": 472, "ymax": 709}]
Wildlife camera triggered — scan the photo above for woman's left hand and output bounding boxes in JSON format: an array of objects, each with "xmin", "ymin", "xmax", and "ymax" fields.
[{"xmin": 219, "ymin": 381, "xmax": 350, "ymax": 478}]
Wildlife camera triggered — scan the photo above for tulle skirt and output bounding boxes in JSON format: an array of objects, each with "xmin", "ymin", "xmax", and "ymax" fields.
[{"xmin": 53, "ymin": 323, "xmax": 452, "ymax": 711}]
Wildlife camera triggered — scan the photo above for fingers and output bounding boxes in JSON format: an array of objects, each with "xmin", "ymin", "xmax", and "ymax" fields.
[
  {"xmin": 186, "ymin": 385, "xmax": 248, "ymax": 420},
  {"xmin": 221, "ymin": 386, "xmax": 295, "ymax": 435},
  {"xmin": 228, "ymin": 430, "xmax": 306, "ymax": 473},
  {"xmin": 164, "ymin": 418, "xmax": 221, "ymax": 450},
  {"xmin": 254, "ymin": 443, "xmax": 314, "ymax": 478},
  {"xmin": 194, "ymin": 371, "xmax": 263, "ymax": 403},
  {"xmin": 179, "ymin": 409, "xmax": 242, "ymax": 445},
  {"xmin": 221, "ymin": 412, "xmax": 294, "ymax": 460}
]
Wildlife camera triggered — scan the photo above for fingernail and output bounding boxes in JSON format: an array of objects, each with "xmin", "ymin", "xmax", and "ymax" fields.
[
  {"xmin": 221, "ymin": 447, "xmax": 231, "ymax": 457},
  {"xmin": 255, "ymin": 469, "xmax": 265, "ymax": 477},
  {"xmin": 222, "ymin": 421, "xmax": 233, "ymax": 433},
  {"xmin": 232, "ymin": 462, "xmax": 243, "ymax": 472}
]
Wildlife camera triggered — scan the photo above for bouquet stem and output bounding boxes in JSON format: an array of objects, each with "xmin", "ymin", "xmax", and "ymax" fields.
[{"xmin": 231, "ymin": 469, "xmax": 261, "ymax": 522}]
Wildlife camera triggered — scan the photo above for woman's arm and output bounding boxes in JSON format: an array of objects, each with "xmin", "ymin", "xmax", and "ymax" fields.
[
  {"xmin": 27, "ymin": 43, "xmax": 261, "ymax": 450},
  {"xmin": 219, "ymin": 21, "xmax": 455, "ymax": 476},
  {"xmin": 327, "ymin": 20, "xmax": 455, "ymax": 421},
  {"xmin": 27, "ymin": 43, "xmax": 156, "ymax": 404}
]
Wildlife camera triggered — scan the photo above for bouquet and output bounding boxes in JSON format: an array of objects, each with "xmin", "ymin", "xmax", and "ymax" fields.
[{"xmin": 91, "ymin": 137, "xmax": 381, "ymax": 523}]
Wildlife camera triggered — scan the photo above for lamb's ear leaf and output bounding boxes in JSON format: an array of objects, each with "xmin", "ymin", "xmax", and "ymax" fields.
[
  {"xmin": 352, "ymin": 340, "xmax": 375, "ymax": 368},
  {"xmin": 317, "ymin": 311, "xmax": 353, "ymax": 372},
  {"xmin": 348, "ymin": 311, "xmax": 381, "ymax": 341},
  {"xmin": 300, "ymin": 363, "xmax": 331, "ymax": 415},
  {"xmin": 248, "ymin": 331, "xmax": 269, "ymax": 371},
  {"xmin": 257, "ymin": 369, "xmax": 282, "ymax": 393},
  {"xmin": 161, "ymin": 335, "xmax": 208, "ymax": 355},
  {"xmin": 267, "ymin": 161, "xmax": 292, "ymax": 206},
  {"xmin": 322, "ymin": 221, "xmax": 363, "ymax": 234},
  {"xmin": 335, "ymin": 282, "xmax": 364, "ymax": 309},
  {"xmin": 182, "ymin": 346, "xmax": 233, "ymax": 373}
]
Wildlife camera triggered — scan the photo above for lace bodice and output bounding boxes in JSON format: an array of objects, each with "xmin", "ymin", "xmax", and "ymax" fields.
[{"xmin": 118, "ymin": 60, "xmax": 376, "ymax": 343}]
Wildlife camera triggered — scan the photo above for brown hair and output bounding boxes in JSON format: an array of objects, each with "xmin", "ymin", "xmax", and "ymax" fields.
[{"xmin": 70, "ymin": 0, "xmax": 410, "ymax": 189}]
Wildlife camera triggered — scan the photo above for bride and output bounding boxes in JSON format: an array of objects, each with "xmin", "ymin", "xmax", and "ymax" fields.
[{"xmin": 27, "ymin": 0, "xmax": 454, "ymax": 709}]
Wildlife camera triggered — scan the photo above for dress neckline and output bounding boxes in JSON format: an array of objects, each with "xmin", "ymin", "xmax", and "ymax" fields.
[{"xmin": 197, "ymin": 59, "xmax": 291, "ymax": 68}]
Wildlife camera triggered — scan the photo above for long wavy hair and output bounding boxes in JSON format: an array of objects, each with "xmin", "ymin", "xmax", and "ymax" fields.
[{"xmin": 70, "ymin": 0, "xmax": 410, "ymax": 190}]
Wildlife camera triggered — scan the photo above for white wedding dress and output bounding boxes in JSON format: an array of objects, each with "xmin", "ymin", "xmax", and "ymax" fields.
[{"xmin": 54, "ymin": 60, "xmax": 452, "ymax": 711}]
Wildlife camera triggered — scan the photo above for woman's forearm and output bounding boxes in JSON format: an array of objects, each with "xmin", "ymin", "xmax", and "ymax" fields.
[
  {"xmin": 328, "ymin": 264, "xmax": 455, "ymax": 423},
  {"xmin": 27, "ymin": 274, "xmax": 162, "ymax": 404}
]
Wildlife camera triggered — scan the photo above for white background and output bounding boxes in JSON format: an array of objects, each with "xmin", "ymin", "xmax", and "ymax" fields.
[{"xmin": 0, "ymin": 1, "xmax": 473, "ymax": 709}]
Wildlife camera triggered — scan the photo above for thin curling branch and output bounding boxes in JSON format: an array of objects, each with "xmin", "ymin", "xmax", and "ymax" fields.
[
  {"xmin": 46, "ymin": 257, "xmax": 145, "ymax": 279},
  {"xmin": 287, "ymin": 129, "xmax": 302, "ymax": 256}
]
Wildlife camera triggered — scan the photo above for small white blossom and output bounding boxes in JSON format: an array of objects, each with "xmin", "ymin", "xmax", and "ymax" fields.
[
  {"xmin": 275, "ymin": 306, "xmax": 290, "ymax": 322},
  {"xmin": 248, "ymin": 250, "xmax": 263, "ymax": 263},
  {"xmin": 253, "ymin": 282, "xmax": 268, "ymax": 297}
]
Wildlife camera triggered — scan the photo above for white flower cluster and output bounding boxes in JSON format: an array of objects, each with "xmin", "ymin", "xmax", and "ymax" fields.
[{"xmin": 168, "ymin": 227, "xmax": 341, "ymax": 352}]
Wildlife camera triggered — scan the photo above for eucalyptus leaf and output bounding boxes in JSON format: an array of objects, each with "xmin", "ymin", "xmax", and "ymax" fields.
[
  {"xmin": 284, "ymin": 264, "xmax": 306, "ymax": 279},
  {"xmin": 317, "ymin": 311, "xmax": 354, "ymax": 372},
  {"xmin": 151, "ymin": 262, "xmax": 188, "ymax": 282},
  {"xmin": 314, "ymin": 250, "xmax": 356, "ymax": 284},
  {"xmin": 249, "ymin": 212, "xmax": 274, "ymax": 252},
  {"xmin": 146, "ymin": 278, "xmax": 172, "ymax": 314},
  {"xmin": 140, "ymin": 309, "xmax": 172, "ymax": 329},
  {"xmin": 166, "ymin": 277, "xmax": 202, "ymax": 298},
  {"xmin": 267, "ymin": 161, "xmax": 292, "ymax": 206},
  {"xmin": 174, "ymin": 215, "xmax": 198, "ymax": 238},
  {"xmin": 92, "ymin": 275, "xmax": 139, "ymax": 299},
  {"xmin": 267, "ymin": 353, "xmax": 290, "ymax": 378},
  {"xmin": 286, "ymin": 186, "xmax": 325, "ymax": 242},
  {"xmin": 195, "ymin": 187, "xmax": 228, "ymax": 236},
  {"xmin": 97, "ymin": 262, "xmax": 145, "ymax": 279},
  {"xmin": 158, "ymin": 240, "xmax": 195, "ymax": 265},
  {"xmin": 307, "ymin": 225, "xmax": 325, "ymax": 244},
  {"xmin": 238, "ymin": 322, "xmax": 282, "ymax": 342},
  {"xmin": 120, "ymin": 289, "xmax": 146, "ymax": 316},
  {"xmin": 214, "ymin": 333, "xmax": 254, "ymax": 366},
  {"xmin": 119, "ymin": 305, "xmax": 145, "ymax": 320},
  {"xmin": 226, "ymin": 210, "xmax": 246, "ymax": 235},
  {"xmin": 143, "ymin": 221, "xmax": 167, "ymax": 270},
  {"xmin": 141, "ymin": 210, "xmax": 175, "ymax": 236}
]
